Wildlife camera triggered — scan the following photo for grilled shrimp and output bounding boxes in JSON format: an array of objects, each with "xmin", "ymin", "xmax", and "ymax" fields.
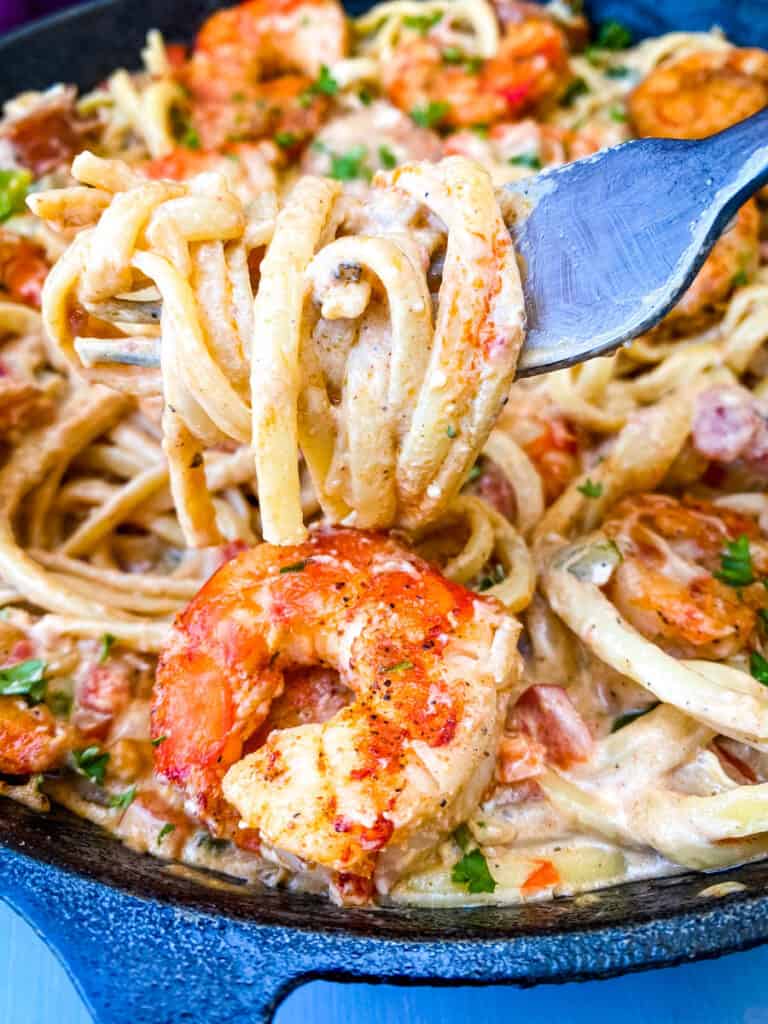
[
  {"xmin": 180, "ymin": 0, "xmax": 349, "ymax": 149},
  {"xmin": 604, "ymin": 494, "xmax": 768, "ymax": 659},
  {"xmin": 152, "ymin": 527, "xmax": 519, "ymax": 892},
  {"xmin": 382, "ymin": 15, "xmax": 570, "ymax": 129},
  {"xmin": 629, "ymin": 48, "xmax": 768, "ymax": 140}
]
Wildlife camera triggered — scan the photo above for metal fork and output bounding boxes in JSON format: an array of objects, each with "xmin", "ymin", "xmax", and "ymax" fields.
[{"xmin": 508, "ymin": 106, "xmax": 768, "ymax": 377}]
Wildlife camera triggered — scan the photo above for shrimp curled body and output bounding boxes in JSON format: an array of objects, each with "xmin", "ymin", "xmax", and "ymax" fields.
[{"xmin": 152, "ymin": 527, "xmax": 519, "ymax": 891}]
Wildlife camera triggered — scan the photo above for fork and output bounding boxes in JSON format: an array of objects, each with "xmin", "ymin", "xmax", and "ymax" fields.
[{"xmin": 508, "ymin": 106, "xmax": 768, "ymax": 376}]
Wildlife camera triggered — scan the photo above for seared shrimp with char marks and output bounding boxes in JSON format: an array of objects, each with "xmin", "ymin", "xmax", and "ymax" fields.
[
  {"xmin": 152, "ymin": 527, "xmax": 519, "ymax": 895},
  {"xmin": 604, "ymin": 494, "xmax": 768, "ymax": 659}
]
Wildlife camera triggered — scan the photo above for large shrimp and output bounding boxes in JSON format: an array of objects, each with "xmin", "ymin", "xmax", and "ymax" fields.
[
  {"xmin": 382, "ymin": 15, "xmax": 570, "ymax": 129},
  {"xmin": 603, "ymin": 494, "xmax": 768, "ymax": 659},
  {"xmin": 628, "ymin": 48, "xmax": 765, "ymax": 328},
  {"xmin": 179, "ymin": 0, "xmax": 349, "ymax": 150},
  {"xmin": 152, "ymin": 527, "xmax": 519, "ymax": 892}
]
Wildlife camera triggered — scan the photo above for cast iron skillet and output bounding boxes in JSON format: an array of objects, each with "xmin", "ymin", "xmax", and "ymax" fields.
[{"xmin": 2, "ymin": 2, "xmax": 768, "ymax": 1021}]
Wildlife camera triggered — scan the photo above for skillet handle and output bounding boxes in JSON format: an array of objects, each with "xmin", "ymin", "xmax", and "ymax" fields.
[{"xmin": 0, "ymin": 845, "xmax": 303, "ymax": 1024}]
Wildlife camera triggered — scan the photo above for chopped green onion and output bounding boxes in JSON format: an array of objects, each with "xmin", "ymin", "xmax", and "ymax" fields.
[
  {"xmin": 453, "ymin": 823, "xmax": 472, "ymax": 851},
  {"xmin": 197, "ymin": 831, "xmax": 230, "ymax": 852},
  {"xmin": 274, "ymin": 131, "xmax": 298, "ymax": 148},
  {"xmin": 562, "ymin": 77, "xmax": 589, "ymax": 106},
  {"xmin": 577, "ymin": 478, "xmax": 603, "ymax": 498},
  {"xmin": 0, "ymin": 169, "xmax": 31, "ymax": 222},
  {"xmin": 310, "ymin": 65, "xmax": 339, "ymax": 96},
  {"xmin": 609, "ymin": 106, "xmax": 628, "ymax": 122},
  {"xmin": 451, "ymin": 848, "xmax": 496, "ymax": 893},
  {"xmin": 329, "ymin": 145, "xmax": 371, "ymax": 181},
  {"xmin": 0, "ymin": 658, "xmax": 46, "ymax": 704},
  {"xmin": 477, "ymin": 564, "xmax": 506, "ymax": 592},
  {"xmin": 715, "ymin": 535, "xmax": 754, "ymax": 587},
  {"xmin": 151, "ymin": 734, "xmax": 168, "ymax": 748},
  {"xmin": 72, "ymin": 746, "xmax": 110, "ymax": 785}
]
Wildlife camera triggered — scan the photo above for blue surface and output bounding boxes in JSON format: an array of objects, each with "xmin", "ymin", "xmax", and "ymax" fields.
[{"xmin": 3, "ymin": 900, "xmax": 768, "ymax": 1024}]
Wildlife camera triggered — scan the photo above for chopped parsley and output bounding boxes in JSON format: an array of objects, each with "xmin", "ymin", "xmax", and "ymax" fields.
[
  {"xmin": 611, "ymin": 703, "xmax": 659, "ymax": 732},
  {"xmin": 595, "ymin": 20, "xmax": 632, "ymax": 49},
  {"xmin": 750, "ymin": 651, "xmax": 768, "ymax": 686},
  {"xmin": 197, "ymin": 831, "xmax": 230, "ymax": 852},
  {"xmin": 731, "ymin": 263, "xmax": 750, "ymax": 288},
  {"xmin": 471, "ymin": 123, "xmax": 490, "ymax": 137},
  {"xmin": 441, "ymin": 48, "xmax": 482, "ymax": 73},
  {"xmin": 280, "ymin": 559, "xmax": 308, "ymax": 574},
  {"xmin": 382, "ymin": 660, "xmax": 413, "ymax": 673},
  {"xmin": 759, "ymin": 608, "xmax": 768, "ymax": 631},
  {"xmin": 99, "ymin": 633, "xmax": 116, "ymax": 663},
  {"xmin": 306, "ymin": 64, "xmax": 339, "ymax": 99},
  {"xmin": 715, "ymin": 535, "xmax": 754, "ymax": 587},
  {"xmin": 329, "ymin": 145, "xmax": 372, "ymax": 182},
  {"xmin": 410, "ymin": 100, "xmax": 450, "ymax": 129},
  {"xmin": 72, "ymin": 746, "xmax": 110, "ymax": 785},
  {"xmin": 48, "ymin": 690, "xmax": 73, "ymax": 717},
  {"xmin": 562, "ymin": 77, "xmax": 589, "ymax": 106},
  {"xmin": 109, "ymin": 785, "xmax": 137, "ymax": 811},
  {"xmin": 403, "ymin": 11, "xmax": 443, "ymax": 34},
  {"xmin": 451, "ymin": 847, "xmax": 496, "ymax": 893},
  {"xmin": 358, "ymin": 87, "xmax": 373, "ymax": 106},
  {"xmin": 378, "ymin": 144, "xmax": 397, "ymax": 170},
  {"xmin": 478, "ymin": 564, "xmax": 506, "ymax": 591},
  {"xmin": 0, "ymin": 169, "xmax": 31, "ymax": 222},
  {"xmin": 609, "ymin": 106, "xmax": 628, "ymax": 122},
  {"xmin": 453, "ymin": 823, "xmax": 472, "ymax": 851},
  {"xmin": 274, "ymin": 131, "xmax": 298, "ymax": 148},
  {"xmin": 151, "ymin": 734, "xmax": 168, "ymax": 748},
  {"xmin": 508, "ymin": 152, "xmax": 542, "ymax": 170},
  {"xmin": 605, "ymin": 65, "xmax": 631, "ymax": 78},
  {"xmin": 577, "ymin": 478, "xmax": 603, "ymax": 498},
  {"xmin": 0, "ymin": 658, "xmax": 46, "ymax": 704},
  {"xmin": 158, "ymin": 822, "xmax": 176, "ymax": 844},
  {"xmin": 446, "ymin": 424, "xmax": 457, "ymax": 438},
  {"xmin": 466, "ymin": 462, "xmax": 482, "ymax": 483}
]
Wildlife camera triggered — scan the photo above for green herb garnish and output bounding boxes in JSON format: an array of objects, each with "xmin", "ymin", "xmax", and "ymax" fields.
[
  {"xmin": 750, "ymin": 651, "xmax": 768, "ymax": 686},
  {"xmin": 274, "ymin": 131, "xmax": 298, "ymax": 148},
  {"xmin": 562, "ymin": 77, "xmax": 589, "ymax": 106},
  {"xmin": 280, "ymin": 559, "xmax": 308, "ymax": 574},
  {"xmin": 309, "ymin": 64, "xmax": 339, "ymax": 97},
  {"xmin": 605, "ymin": 65, "xmax": 631, "ymax": 78},
  {"xmin": 478, "ymin": 564, "xmax": 506, "ymax": 592},
  {"xmin": 358, "ymin": 87, "xmax": 373, "ymax": 106},
  {"xmin": 330, "ymin": 145, "xmax": 371, "ymax": 181},
  {"xmin": 715, "ymin": 535, "xmax": 754, "ymax": 587},
  {"xmin": 151, "ymin": 734, "xmax": 168, "ymax": 748},
  {"xmin": 180, "ymin": 125, "xmax": 201, "ymax": 150},
  {"xmin": 0, "ymin": 658, "xmax": 46, "ymax": 704},
  {"xmin": 596, "ymin": 20, "xmax": 632, "ymax": 49},
  {"xmin": 611, "ymin": 702, "xmax": 659, "ymax": 732},
  {"xmin": 454, "ymin": 823, "xmax": 472, "ymax": 851},
  {"xmin": 403, "ymin": 11, "xmax": 443, "ymax": 34},
  {"xmin": 197, "ymin": 831, "xmax": 230, "ymax": 852},
  {"xmin": 446, "ymin": 424, "xmax": 457, "ymax": 438},
  {"xmin": 609, "ymin": 106, "xmax": 627, "ymax": 122},
  {"xmin": 382, "ymin": 660, "xmax": 414, "ymax": 673},
  {"xmin": 410, "ymin": 100, "xmax": 450, "ymax": 129},
  {"xmin": 72, "ymin": 746, "xmax": 110, "ymax": 785},
  {"xmin": 48, "ymin": 690, "xmax": 72, "ymax": 717},
  {"xmin": 508, "ymin": 152, "xmax": 542, "ymax": 170},
  {"xmin": 109, "ymin": 785, "xmax": 137, "ymax": 811},
  {"xmin": 577, "ymin": 478, "xmax": 603, "ymax": 498},
  {"xmin": 158, "ymin": 822, "xmax": 176, "ymax": 843},
  {"xmin": 378, "ymin": 144, "xmax": 397, "ymax": 170},
  {"xmin": 99, "ymin": 633, "xmax": 116, "ymax": 663},
  {"xmin": 466, "ymin": 462, "xmax": 482, "ymax": 483},
  {"xmin": 0, "ymin": 169, "xmax": 31, "ymax": 222},
  {"xmin": 451, "ymin": 848, "xmax": 496, "ymax": 893}
]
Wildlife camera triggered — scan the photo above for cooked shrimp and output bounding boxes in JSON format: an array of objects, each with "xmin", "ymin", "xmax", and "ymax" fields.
[
  {"xmin": 383, "ymin": 16, "xmax": 570, "ymax": 129},
  {"xmin": 629, "ymin": 48, "xmax": 768, "ymax": 140},
  {"xmin": 0, "ymin": 697, "xmax": 69, "ymax": 774},
  {"xmin": 143, "ymin": 141, "xmax": 278, "ymax": 202},
  {"xmin": 180, "ymin": 0, "xmax": 349, "ymax": 150},
  {"xmin": 604, "ymin": 494, "xmax": 768, "ymax": 659},
  {"xmin": 664, "ymin": 200, "xmax": 760, "ymax": 329},
  {"xmin": 152, "ymin": 526, "xmax": 519, "ymax": 888}
]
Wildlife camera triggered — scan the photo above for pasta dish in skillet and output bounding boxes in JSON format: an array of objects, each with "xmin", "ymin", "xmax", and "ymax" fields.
[{"xmin": 2, "ymin": 0, "xmax": 768, "ymax": 906}]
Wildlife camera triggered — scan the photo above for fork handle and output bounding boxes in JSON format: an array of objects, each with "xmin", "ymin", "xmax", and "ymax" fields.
[{"xmin": 697, "ymin": 106, "xmax": 768, "ymax": 215}]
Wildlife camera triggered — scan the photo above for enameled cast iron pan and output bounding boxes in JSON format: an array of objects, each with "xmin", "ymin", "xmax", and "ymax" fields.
[{"xmin": 1, "ymin": 2, "xmax": 768, "ymax": 1021}]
